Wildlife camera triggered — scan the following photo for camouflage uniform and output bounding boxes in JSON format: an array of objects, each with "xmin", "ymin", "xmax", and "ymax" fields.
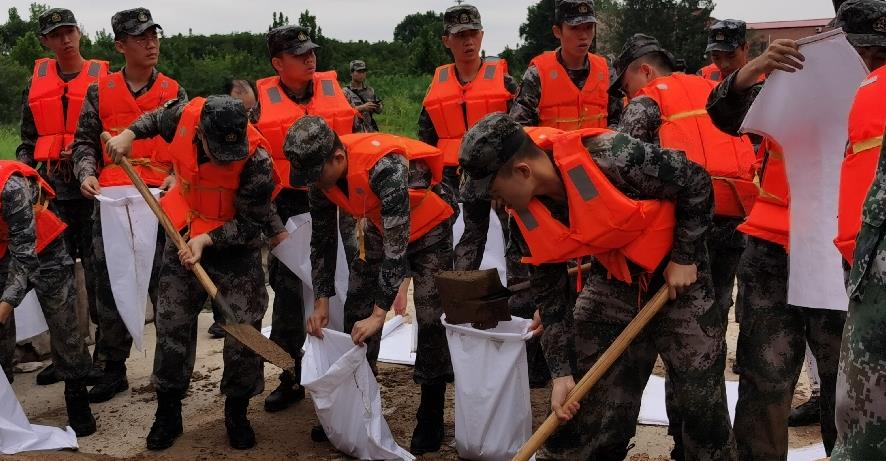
[
  {"xmin": 707, "ymin": 69, "xmax": 845, "ymax": 458},
  {"xmin": 71, "ymin": 70, "xmax": 185, "ymax": 364},
  {"xmin": 126, "ymin": 98, "xmax": 276, "ymax": 398},
  {"xmin": 0, "ymin": 174, "xmax": 91, "ymax": 383},
  {"xmin": 343, "ymin": 60, "xmax": 381, "ymax": 133},
  {"xmin": 459, "ymin": 114, "xmax": 735, "ymax": 460}
]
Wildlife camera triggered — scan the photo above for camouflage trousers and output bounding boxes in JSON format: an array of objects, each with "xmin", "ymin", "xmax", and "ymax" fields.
[
  {"xmin": 0, "ymin": 239, "xmax": 91, "ymax": 382},
  {"xmin": 732, "ymin": 237, "xmax": 845, "ymax": 459},
  {"xmin": 832, "ymin": 228, "xmax": 886, "ymax": 460},
  {"xmin": 542, "ymin": 257, "xmax": 736, "ymax": 461},
  {"xmin": 151, "ymin": 241, "xmax": 268, "ymax": 399},
  {"xmin": 348, "ymin": 220, "xmax": 454, "ymax": 385},
  {"xmin": 92, "ymin": 202, "xmax": 164, "ymax": 363},
  {"xmin": 666, "ymin": 217, "xmax": 745, "ymax": 459}
]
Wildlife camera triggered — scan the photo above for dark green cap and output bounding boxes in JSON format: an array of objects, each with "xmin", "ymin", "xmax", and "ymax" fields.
[
  {"xmin": 609, "ymin": 34, "xmax": 675, "ymax": 95},
  {"xmin": 836, "ymin": 0, "xmax": 886, "ymax": 48},
  {"xmin": 197, "ymin": 96, "xmax": 250, "ymax": 162},
  {"xmin": 458, "ymin": 113, "xmax": 528, "ymax": 202},
  {"xmin": 706, "ymin": 20, "xmax": 747, "ymax": 53},
  {"xmin": 284, "ymin": 115, "xmax": 337, "ymax": 186},
  {"xmin": 350, "ymin": 60, "xmax": 367, "ymax": 72},
  {"xmin": 444, "ymin": 4, "xmax": 482, "ymax": 35},
  {"xmin": 556, "ymin": 0, "xmax": 597, "ymax": 26},
  {"xmin": 39, "ymin": 8, "xmax": 77, "ymax": 35},
  {"xmin": 267, "ymin": 25, "xmax": 320, "ymax": 57},
  {"xmin": 111, "ymin": 8, "xmax": 161, "ymax": 37}
]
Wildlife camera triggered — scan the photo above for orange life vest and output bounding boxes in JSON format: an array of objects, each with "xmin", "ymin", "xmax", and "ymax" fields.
[
  {"xmin": 530, "ymin": 51, "xmax": 609, "ymax": 130},
  {"xmin": 322, "ymin": 133, "xmax": 454, "ymax": 242},
  {"xmin": 28, "ymin": 58, "xmax": 109, "ymax": 162},
  {"xmin": 737, "ymin": 139, "xmax": 790, "ymax": 249},
  {"xmin": 97, "ymin": 71, "xmax": 178, "ymax": 187},
  {"xmin": 160, "ymin": 98, "xmax": 270, "ymax": 238},
  {"xmin": 422, "ymin": 60, "xmax": 513, "ymax": 166},
  {"xmin": 636, "ymin": 73, "xmax": 759, "ymax": 218},
  {"xmin": 835, "ymin": 66, "xmax": 886, "ymax": 264},
  {"xmin": 511, "ymin": 128, "xmax": 676, "ymax": 284},
  {"xmin": 0, "ymin": 161, "xmax": 68, "ymax": 259},
  {"xmin": 699, "ymin": 63, "xmax": 721, "ymax": 82},
  {"xmin": 255, "ymin": 72, "xmax": 357, "ymax": 189}
]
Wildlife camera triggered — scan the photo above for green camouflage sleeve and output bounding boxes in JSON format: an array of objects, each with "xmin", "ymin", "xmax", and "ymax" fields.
[
  {"xmin": 706, "ymin": 69, "xmax": 764, "ymax": 136},
  {"xmin": 0, "ymin": 176, "xmax": 40, "ymax": 307},
  {"xmin": 308, "ymin": 184, "xmax": 339, "ymax": 300},
  {"xmin": 16, "ymin": 80, "xmax": 37, "ymax": 168},
  {"xmin": 369, "ymin": 154, "xmax": 410, "ymax": 310},
  {"xmin": 71, "ymin": 83, "xmax": 102, "ymax": 184},
  {"xmin": 417, "ymin": 107, "xmax": 439, "ymax": 146},
  {"xmin": 205, "ymin": 148, "xmax": 276, "ymax": 247},
  {"xmin": 510, "ymin": 65, "xmax": 542, "ymax": 127},
  {"xmin": 128, "ymin": 99, "xmax": 187, "ymax": 143},
  {"xmin": 617, "ymin": 96, "xmax": 663, "ymax": 145}
]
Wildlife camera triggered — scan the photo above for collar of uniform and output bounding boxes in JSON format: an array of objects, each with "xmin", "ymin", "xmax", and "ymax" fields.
[
  {"xmin": 555, "ymin": 48, "xmax": 589, "ymax": 71},
  {"xmin": 278, "ymin": 78, "xmax": 314, "ymax": 105},
  {"xmin": 120, "ymin": 67, "xmax": 159, "ymax": 97}
]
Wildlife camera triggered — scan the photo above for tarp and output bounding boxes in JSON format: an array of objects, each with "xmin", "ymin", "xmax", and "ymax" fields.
[
  {"xmin": 13, "ymin": 290, "xmax": 47, "ymax": 343},
  {"xmin": 452, "ymin": 204, "xmax": 507, "ymax": 285},
  {"xmin": 0, "ymin": 372, "xmax": 78, "ymax": 454}
]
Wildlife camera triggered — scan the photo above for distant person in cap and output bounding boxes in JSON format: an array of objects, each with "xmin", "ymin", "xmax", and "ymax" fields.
[
  {"xmin": 343, "ymin": 60, "xmax": 382, "ymax": 133},
  {"xmin": 104, "ymin": 95, "xmax": 277, "ymax": 451},
  {"xmin": 71, "ymin": 6, "xmax": 186, "ymax": 406},
  {"xmin": 699, "ymin": 19, "xmax": 751, "ymax": 81},
  {"xmin": 510, "ymin": 0, "xmax": 623, "ymax": 130}
]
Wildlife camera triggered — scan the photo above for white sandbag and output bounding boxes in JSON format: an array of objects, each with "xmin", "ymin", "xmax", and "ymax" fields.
[
  {"xmin": 271, "ymin": 213, "xmax": 347, "ymax": 332},
  {"xmin": 452, "ymin": 204, "xmax": 507, "ymax": 285},
  {"xmin": 378, "ymin": 315, "xmax": 417, "ymax": 366},
  {"xmin": 443, "ymin": 315, "xmax": 534, "ymax": 461},
  {"xmin": 96, "ymin": 186, "xmax": 160, "ymax": 351},
  {"xmin": 301, "ymin": 329, "xmax": 414, "ymax": 461},
  {"xmin": 13, "ymin": 290, "xmax": 47, "ymax": 343},
  {"xmin": 0, "ymin": 371, "xmax": 78, "ymax": 454}
]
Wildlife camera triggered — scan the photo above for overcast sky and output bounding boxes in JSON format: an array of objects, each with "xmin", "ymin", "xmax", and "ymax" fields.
[{"xmin": 1, "ymin": 1, "xmax": 837, "ymax": 56}]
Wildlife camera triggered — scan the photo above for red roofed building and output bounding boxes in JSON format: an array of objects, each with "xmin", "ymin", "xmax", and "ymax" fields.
[{"xmin": 747, "ymin": 18, "xmax": 834, "ymax": 56}]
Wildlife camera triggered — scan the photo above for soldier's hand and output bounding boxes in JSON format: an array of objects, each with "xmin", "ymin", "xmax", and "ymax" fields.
[
  {"xmin": 159, "ymin": 175, "xmax": 176, "ymax": 192},
  {"xmin": 551, "ymin": 375, "xmax": 579, "ymax": 423},
  {"xmin": 351, "ymin": 305, "xmax": 386, "ymax": 346},
  {"xmin": 528, "ymin": 309, "xmax": 544, "ymax": 338},
  {"xmin": 307, "ymin": 298, "xmax": 330, "ymax": 338},
  {"xmin": 0, "ymin": 301, "xmax": 13, "ymax": 325},
  {"xmin": 105, "ymin": 129, "xmax": 137, "ymax": 164},
  {"xmin": 736, "ymin": 39, "xmax": 804, "ymax": 91},
  {"xmin": 179, "ymin": 234, "xmax": 213, "ymax": 269},
  {"xmin": 80, "ymin": 176, "xmax": 101, "ymax": 199},
  {"xmin": 269, "ymin": 231, "xmax": 289, "ymax": 249},
  {"xmin": 391, "ymin": 278, "xmax": 410, "ymax": 316},
  {"xmin": 663, "ymin": 261, "xmax": 698, "ymax": 300}
]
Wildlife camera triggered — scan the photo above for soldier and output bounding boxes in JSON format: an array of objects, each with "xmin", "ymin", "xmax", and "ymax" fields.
[
  {"xmin": 0, "ymin": 160, "xmax": 96, "ymax": 437},
  {"xmin": 459, "ymin": 113, "xmax": 734, "ymax": 460},
  {"xmin": 699, "ymin": 20, "xmax": 751, "ymax": 82},
  {"xmin": 225, "ymin": 79, "xmax": 257, "ymax": 112},
  {"xmin": 16, "ymin": 7, "xmax": 108, "ymax": 386},
  {"xmin": 104, "ymin": 95, "xmax": 276, "ymax": 450},
  {"xmin": 251, "ymin": 25, "xmax": 359, "ymax": 414},
  {"xmin": 343, "ymin": 60, "xmax": 382, "ymax": 133},
  {"xmin": 612, "ymin": 34, "xmax": 757, "ymax": 460},
  {"xmin": 71, "ymin": 7, "xmax": 185, "ymax": 404},
  {"xmin": 702, "ymin": 1, "xmax": 886, "ymax": 454},
  {"xmin": 287, "ymin": 116, "xmax": 458, "ymax": 454}
]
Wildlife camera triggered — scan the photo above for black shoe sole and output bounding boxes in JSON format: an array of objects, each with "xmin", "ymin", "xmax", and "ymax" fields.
[
  {"xmin": 71, "ymin": 422, "xmax": 97, "ymax": 438},
  {"xmin": 36, "ymin": 366, "xmax": 62, "ymax": 386},
  {"xmin": 264, "ymin": 389, "xmax": 305, "ymax": 413},
  {"xmin": 229, "ymin": 439, "xmax": 256, "ymax": 450},
  {"xmin": 146, "ymin": 430, "xmax": 182, "ymax": 451},
  {"xmin": 88, "ymin": 380, "xmax": 129, "ymax": 403}
]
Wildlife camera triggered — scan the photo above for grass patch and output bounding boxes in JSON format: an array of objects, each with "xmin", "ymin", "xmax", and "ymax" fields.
[{"xmin": 0, "ymin": 126, "xmax": 17, "ymax": 160}]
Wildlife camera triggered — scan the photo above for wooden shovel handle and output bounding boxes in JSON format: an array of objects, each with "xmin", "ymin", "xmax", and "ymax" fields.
[{"xmin": 507, "ymin": 262, "xmax": 594, "ymax": 293}]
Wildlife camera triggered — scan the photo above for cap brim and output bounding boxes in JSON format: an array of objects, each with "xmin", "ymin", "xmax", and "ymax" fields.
[
  {"xmin": 352, "ymin": 66, "xmax": 367, "ymax": 71},
  {"xmin": 41, "ymin": 22, "xmax": 78, "ymax": 35},
  {"xmin": 206, "ymin": 138, "xmax": 248, "ymax": 162},
  {"xmin": 447, "ymin": 24, "xmax": 483, "ymax": 35},
  {"xmin": 705, "ymin": 42, "xmax": 738, "ymax": 52},
  {"xmin": 284, "ymin": 41, "xmax": 321, "ymax": 56},
  {"xmin": 564, "ymin": 15, "xmax": 597, "ymax": 26},
  {"xmin": 458, "ymin": 170, "xmax": 493, "ymax": 202},
  {"xmin": 126, "ymin": 22, "xmax": 161, "ymax": 36},
  {"xmin": 847, "ymin": 33, "xmax": 886, "ymax": 49}
]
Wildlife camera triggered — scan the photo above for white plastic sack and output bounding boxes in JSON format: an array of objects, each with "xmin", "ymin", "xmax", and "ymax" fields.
[
  {"xmin": 301, "ymin": 329, "xmax": 414, "ymax": 461},
  {"xmin": 13, "ymin": 290, "xmax": 47, "ymax": 343},
  {"xmin": 443, "ymin": 315, "xmax": 534, "ymax": 461},
  {"xmin": 96, "ymin": 186, "xmax": 160, "ymax": 351},
  {"xmin": 378, "ymin": 315, "xmax": 417, "ymax": 366},
  {"xmin": 452, "ymin": 204, "xmax": 507, "ymax": 285},
  {"xmin": 0, "ymin": 371, "xmax": 78, "ymax": 454},
  {"xmin": 271, "ymin": 213, "xmax": 347, "ymax": 332}
]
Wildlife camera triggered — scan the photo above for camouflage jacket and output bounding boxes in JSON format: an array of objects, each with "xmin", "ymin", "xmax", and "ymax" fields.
[
  {"xmin": 848, "ymin": 125, "xmax": 886, "ymax": 301},
  {"xmin": 514, "ymin": 132, "xmax": 714, "ymax": 378},
  {"xmin": 71, "ymin": 68, "xmax": 188, "ymax": 185},
  {"xmin": 343, "ymin": 84, "xmax": 381, "ymax": 133},
  {"xmin": 0, "ymin": 175, "xmax": 72, "ymax": 307},
  {"xmin": 417, "ymin": 60, "xmax": 519, "ymax": 146},
  {"xmin": 617, "ymin": 96, "xmax": 663, "ymax": 144},
  {"xmin": 128, "ymin": 99, "xmax": 276, "ymax": 248},
  {"xmin": 705, "ymin": 70, "xmax": 763, "ymax": 137},
  {"xmin": 509, "ymin": 49, "xmax": 623, "ymax": 128}
]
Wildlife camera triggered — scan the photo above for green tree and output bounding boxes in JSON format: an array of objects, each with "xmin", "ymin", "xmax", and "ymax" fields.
[
  {"xmin": 10, "ymin": 31, "xmax": 44, "ymax": 67},
  {"xmin": 271, "ymin": 11, "xmax": 290, "ymax": 29},
  {"xmin": 0, "ymin": 55, "xmax": 29, "ymax": 124},
  {"xmin": 393, "ymin": 11, "xmax": 442, "ymax": 44},
  {"xmin": 615, "ymin": 0, "xmax": 714, "ymax": 72},
  {"xmin": 409, "ymin": 22, "xmax": 448, "ymax": 74}
]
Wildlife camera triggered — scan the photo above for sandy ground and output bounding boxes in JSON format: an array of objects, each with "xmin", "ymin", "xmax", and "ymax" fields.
[{"xmin": 9, "ymin": 285, "xmax": 822, "ymax": 460}]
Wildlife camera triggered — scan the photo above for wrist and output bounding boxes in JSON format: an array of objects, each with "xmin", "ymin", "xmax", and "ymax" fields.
[{"xmin": 371, "ymin": 305, "xmax": 387, "ymax": 318}]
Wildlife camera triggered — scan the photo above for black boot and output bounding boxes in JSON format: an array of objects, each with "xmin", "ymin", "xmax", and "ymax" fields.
[
  {"xmin": 36, "ymin": 363, "xmax": 62, "ymax": 385},
  {"xmin": 64, "ymin": 379, "xmax": 96, "ymax": 437},
  {"xmin": 410, "ymin": 383, "xmax": 446, "ymax": 455},
  {"xmin": 310, "ymin": 424, "xmax": 328, "ymax": 442},
  {"xmin": 146, "ymin": 390, "xmax": 184, "ymax": 450},
  {"xmin": 788, "ymin": 395, "xmax": 821, "ymax": 427},
  {"xmin": 225, "ymin": 397, "xmax": 256, "ymax": 449},
  {"xmin": 85, "ymin": 364, "xmax": 104, "ymax": 386},
  {"xmin": 88, "ymin": 360, "xmax": 128, "ymax": 403},
  {"xmin": 264, "ymin": 371, "xmax": 305, "ymax": 412},
  {"xmin": 207, "ymin": 322, "xmax": 226, "ymax": 339}
]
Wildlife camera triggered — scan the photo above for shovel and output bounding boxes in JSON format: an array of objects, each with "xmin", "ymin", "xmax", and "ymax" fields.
[{"xmin": 100, "ymin": 132, "xmax": 295, "ymax": 374}]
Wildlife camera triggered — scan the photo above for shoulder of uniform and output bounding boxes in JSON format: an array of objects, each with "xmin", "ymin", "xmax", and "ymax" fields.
[{"xmin": 2, "ymin": 174, "xmax": 31, "ymax": 197}]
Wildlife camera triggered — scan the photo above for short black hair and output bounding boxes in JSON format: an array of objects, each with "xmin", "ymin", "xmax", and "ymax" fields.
[
  {"xmin": 496, "ymin": 137, "xmax": 547, "ymax": 178},
  {"xmin": 629, "ymin": 51, "xmax": 676, "ymax": 73},
  {"xmin": 223, "ymin": 79, "xmax": 257, "ymax": 97}
]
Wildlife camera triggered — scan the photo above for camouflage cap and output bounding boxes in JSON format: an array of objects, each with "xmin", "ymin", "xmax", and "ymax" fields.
[
  {"xmin": 268, "ymin": 25, "xmax": 320, "ymax": 57},
  {"xmin": 350, "ymin": 59, "xmax": 367, "ymax": 72},
  {"xmin": 284, "ymin": 115, "xmax": 337, "ymax": 186},
  {"xmin": 200, "ymin": 95, "xmax": 249, "ymax": 162},
  {"xmin": 555, "ymin": 0, "xmax": 597, "ymax": 26},
  {"xmin": 610, "ymin": 34, "xmax": 675, "ymax": 95},
  {"xmin": 458, "ymin": 113, "xmax": 528, "ymax": 202},
  {"xmin": 39, "ymin": 8, "xmax": 77, "ymax": 35},
  {"xmin": 706, "ymin": 20, "xmax": 747, "ymax": 53},
  {"xmin": 112, "ymin": 8, "xmax": 161, "ymax": 38},
  {"xmin": 836, "ymin": 0, "xmax": 886, "ymax": 48},
  {"xmin": 444, "ymin": 4, "xmax": 483, "ymax": 35}
]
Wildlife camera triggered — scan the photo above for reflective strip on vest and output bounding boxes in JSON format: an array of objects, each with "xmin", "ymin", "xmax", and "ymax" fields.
[
  {"xmin": 852, "ymin": 136, "xmax": 883, "ymax": 155},
  {"xmin": 664, "ymin": 109, "xmax": 709, "ymax": 122}
]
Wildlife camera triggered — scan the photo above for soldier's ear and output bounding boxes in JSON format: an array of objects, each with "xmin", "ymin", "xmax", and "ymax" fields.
[{"xmin": 552, "ymin": 25, "xmax": 563, "ymax": 40}]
